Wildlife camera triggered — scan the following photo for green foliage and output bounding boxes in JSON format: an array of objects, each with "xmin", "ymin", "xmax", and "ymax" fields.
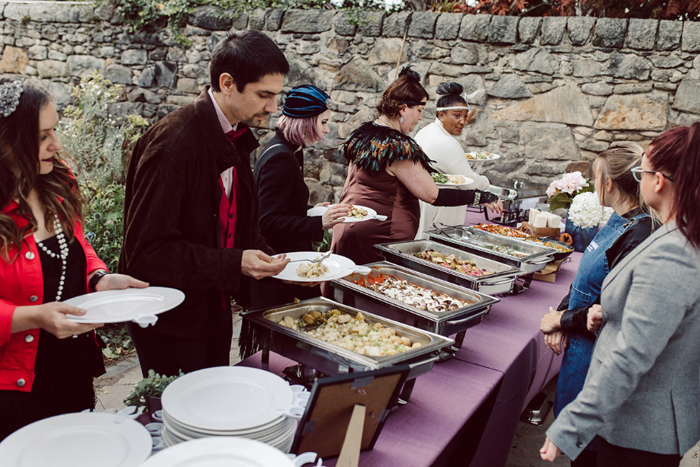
[
  {"xmin": 58, "ymin": 71, "xmax": 148, "ymax": 272},
  {"xmin": 429, "ymin": 0, "xmax": 700, "ymax": 18},
  {"xmin": 60, "ymin": 71, "xmax": 148, "ymax": 191},
  {"xmin": 100, "ymin": 323, "xmax": 134, "ymax": 359},
  {"xmin": 109, "ymin": 0, "xmax": 196, "ymax": 46},
  {"xmin": 102, "ymin": 0, "xmax": 403, "ymax": 43},
  {"xmin": 548, "ymin": 184, "xmax": 595, "ymax": 212},
  {"xmin": 59, "ymin": 72, "xmax": 149, "ymax": 359},
  {"xmin": 83, "ymin": 182, "xmax": 126, "ymax": 273},
  {"xmin": 124, "ymin": 369, "xmax": 184, "ymax": 407},
  {"xmin": 314, "ymin": 229, "xmax": 332, "ymax": 252}
]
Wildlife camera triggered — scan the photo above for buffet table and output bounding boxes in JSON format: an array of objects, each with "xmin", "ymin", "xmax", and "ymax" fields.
[{"xmin": 239, "ymin": 250, "xmax": 581, "ymax": 467}]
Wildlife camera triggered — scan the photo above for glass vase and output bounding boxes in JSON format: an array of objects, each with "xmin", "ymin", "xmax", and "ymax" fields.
[{"xmin": 565, "ymin": 218, "xmax": 598, "ymax": 252}]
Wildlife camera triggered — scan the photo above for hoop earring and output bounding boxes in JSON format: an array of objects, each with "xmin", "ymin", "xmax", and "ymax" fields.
[{"xmin": 399, "ymin": 116, "xmax": 404, "ymax": 124}]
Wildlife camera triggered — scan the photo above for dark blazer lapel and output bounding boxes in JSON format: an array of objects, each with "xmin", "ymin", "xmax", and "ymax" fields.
[
  {"xmin": 601, "ymin": 224, "xmax": 676, "ymax": 292},
  {"xmin": 193, "ymin": 89, "xmax": 238, "ymax": 173}
]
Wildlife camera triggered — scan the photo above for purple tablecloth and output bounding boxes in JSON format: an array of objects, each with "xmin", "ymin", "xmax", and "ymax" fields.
[{"xmin": 239, "ymin": 244, "xmax": 582, "ymax": 467}]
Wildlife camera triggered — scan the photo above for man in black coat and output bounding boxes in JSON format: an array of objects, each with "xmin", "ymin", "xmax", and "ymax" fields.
[{"xmin": 119, "ymin": 30, "xmax": 290, "ymax": 377}]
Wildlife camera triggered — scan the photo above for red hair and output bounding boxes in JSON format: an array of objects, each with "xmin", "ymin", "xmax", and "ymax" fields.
[
  {"xmin": 648, "ymin": 123, "xmax": 700, "ymax": 248},
  {"xmin": 275, "ymin": 114, "xmax": 323, "ymax": 148}
]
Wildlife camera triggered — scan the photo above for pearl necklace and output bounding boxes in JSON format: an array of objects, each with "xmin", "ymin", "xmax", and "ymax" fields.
[
  {"xmin": 36, "ymin": 215, "xmax": 69, "ymax": 301},
  {"xmin": 376, "ymin": 116, "xmax": 399, "ymax": 132}
]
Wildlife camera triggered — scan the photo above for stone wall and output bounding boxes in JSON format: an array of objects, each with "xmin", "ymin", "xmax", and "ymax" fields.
[{"xmin": 2, "ymin": 3, "xmax": 700, "ymax": 199}]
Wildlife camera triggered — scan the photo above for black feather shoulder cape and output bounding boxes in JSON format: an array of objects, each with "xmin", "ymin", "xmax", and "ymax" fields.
[{"xmin": 342, "ymin": 122, "xmax": 434, "ymax": 172}]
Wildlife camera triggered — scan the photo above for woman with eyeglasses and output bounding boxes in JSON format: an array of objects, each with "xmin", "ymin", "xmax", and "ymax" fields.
[
  {"xmin": 329, "ymin": 67, "xmax": 501, "ymax": 266},
  {"xmin": 541, "ymin": 124, "xmax": 700, "ymax": 466},
  {"xmin": 413, "ymin": 82, "xmax": 491, "ymax": 238},
  {"xmin": 539, "ymin": 143, "xmax": 656, "ymax": 467}
]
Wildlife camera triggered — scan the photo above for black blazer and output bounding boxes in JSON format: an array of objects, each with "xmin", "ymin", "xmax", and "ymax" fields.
[{"xmin": 253, "ymin": 130, "xmax": 324, "ymax": 254}]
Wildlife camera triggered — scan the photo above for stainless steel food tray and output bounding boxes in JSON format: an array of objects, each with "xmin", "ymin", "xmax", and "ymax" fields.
[
  {"xmin": 374, "ymin": 240, "xmax": 523, "ymax": 295},
  {"xmin": 242, "ymin": 297, "xmax": 455, "ymax": 380},
  {"xmin": 425, "ymin": 226, "xmax": 554, "ymax": 273},
  {"xmin": 330, "ymin": 262, "xmax": 498, "ymax": 340}
]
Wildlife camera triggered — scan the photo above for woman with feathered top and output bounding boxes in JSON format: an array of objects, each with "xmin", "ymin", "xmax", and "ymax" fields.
[{"xmin": 330, "ymin": 68, "xmax": 502, "ymax": 265}]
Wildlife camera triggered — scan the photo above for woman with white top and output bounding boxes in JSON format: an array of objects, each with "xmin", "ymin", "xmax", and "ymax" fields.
[{"xmin": 414, "ymin": 82, "xmax": 490, "ymax": 238}]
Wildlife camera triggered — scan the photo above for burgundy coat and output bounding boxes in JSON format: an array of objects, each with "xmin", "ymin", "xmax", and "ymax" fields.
[{"xmin": 119, "ymin": 88, "xmax": 271, "ymax": 339}]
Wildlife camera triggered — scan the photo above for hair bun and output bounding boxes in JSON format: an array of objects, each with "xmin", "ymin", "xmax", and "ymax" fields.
[
  {"xmin": 398, "ymin": 66, "xmax": 421, "ymax": 83},
  {"xmin": 436, "ymin": 82, "xmax": 463, "ymax": 97}
]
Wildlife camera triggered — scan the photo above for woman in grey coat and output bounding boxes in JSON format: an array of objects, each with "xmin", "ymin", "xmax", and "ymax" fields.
[{"xmin": 541, "ymin": 123, "xmax": 700, "ymax": 466}]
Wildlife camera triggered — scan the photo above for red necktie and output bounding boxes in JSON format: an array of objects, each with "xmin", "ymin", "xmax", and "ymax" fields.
[{"xmin": 225, "ymin": 126, "xmax": 247, "ymax": 146}]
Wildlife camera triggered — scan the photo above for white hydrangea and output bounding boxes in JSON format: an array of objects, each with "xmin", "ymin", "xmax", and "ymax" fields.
[{"xmin": 568, "ymin": 192, "xmax": 611, "ymax": 229}]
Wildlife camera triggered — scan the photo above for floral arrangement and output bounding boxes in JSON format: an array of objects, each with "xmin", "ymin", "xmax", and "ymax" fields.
[
  {"xmin": 546, "ymin": 171, "xmax": 595, "ymax": 211},
  {"xmin": 568, "ymin": 192, "xmax": 615, "ymax": 229}
]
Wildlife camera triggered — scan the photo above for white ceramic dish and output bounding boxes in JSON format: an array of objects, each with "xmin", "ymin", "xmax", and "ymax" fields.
[
  {"xmin": 465, "ymin": 152, "xmax": 501, "ymax": 162},
  {"xmin": 306, "ymin": 204, "xmax": 377, "ymax": 223},
  {"xmin": 0, "ymin": 412, "xmax": 152, "ymax": 467},
  {"xmin": 64, "ymin": 287, "xmax": 184, "ymax": 324},
  {"xmin": 161, "ymin": 367, "xmax": 294, "ymax": 432},
  {"xmin": 433, "ymin": 174, "xmax": 475, "ymax": 187},
  {"xmin": 142, "ymin": 437, "xmax": 296, "ymax": 467},
  {"xmin": 272, "ymin": 251, "xmax": 370, "ymax": 283}
]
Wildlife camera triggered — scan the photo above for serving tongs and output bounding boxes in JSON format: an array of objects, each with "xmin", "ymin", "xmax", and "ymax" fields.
[{"xmin": 432, "ymin": 223, "xmax": 490, "ymax": 248}]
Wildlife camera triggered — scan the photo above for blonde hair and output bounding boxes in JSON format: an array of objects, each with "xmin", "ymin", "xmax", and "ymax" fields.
[{"xmin": 593, "ymin": 142, "xmax": 645, "ymax": 210}]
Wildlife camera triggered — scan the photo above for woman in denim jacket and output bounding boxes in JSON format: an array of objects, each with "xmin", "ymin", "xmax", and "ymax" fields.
[{"xmin": 539, "ymin": 142, "xmax": 656, "ymax": 467}]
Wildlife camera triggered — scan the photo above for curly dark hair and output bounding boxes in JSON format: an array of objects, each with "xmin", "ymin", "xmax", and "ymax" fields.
[{"xmin": 376, "ymin": 66, "xmax": 429, "ymax": 119}]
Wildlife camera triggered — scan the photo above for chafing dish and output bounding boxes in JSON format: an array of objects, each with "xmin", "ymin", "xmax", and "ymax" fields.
[
  {"xmin": 242, "ymin": 297, "xmax": 454, "ymax": 381},
  {"xmin": 487, "ymin": 183, "xmax": 549, "ymax": 226},
  {"xmin": 330, "ymin": 262, "xmax": 499, "ymax": 355},
  {"xmin": 374, "ymin": 240, "xmax": 522, "ymax": 295},
  {"xmin": 425, "ymin": 226, "xmax": 554, "ymax": 273}
]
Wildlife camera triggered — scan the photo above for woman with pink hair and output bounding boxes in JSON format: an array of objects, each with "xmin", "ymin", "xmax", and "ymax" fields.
[{"xmin": 252, "ymin": 85, "xmax": 348, "ymax": 307}]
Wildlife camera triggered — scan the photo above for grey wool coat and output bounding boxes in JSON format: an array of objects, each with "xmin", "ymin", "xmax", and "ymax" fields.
[{"xmin": 547, "ymin": 221, "xmax": 700, "ymax": 460}]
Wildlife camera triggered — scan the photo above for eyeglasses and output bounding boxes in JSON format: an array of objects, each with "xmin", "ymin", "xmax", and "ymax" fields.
[{"xmin": 630, "ymin": 166, "xmax": 675, "ymax": 183}]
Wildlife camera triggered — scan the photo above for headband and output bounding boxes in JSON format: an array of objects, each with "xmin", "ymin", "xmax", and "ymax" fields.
[
  {"xmin": 436, "ymin": 89, "xmax": 485, "ymax": 112},
  {"xmin": 436, "ymin": 104, "xmax": 470, "ymax": 112},
  {"xmin": 0, "ymin": 80, "xmax": 23, "ymax": 118},
  {"xmin": 283, "ymin": 85, "xmax": 332, "ymax": 118}
]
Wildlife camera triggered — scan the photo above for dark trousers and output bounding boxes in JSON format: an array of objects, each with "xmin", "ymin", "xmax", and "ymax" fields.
[
  {"xmin": 126, "ymin": 308, "xmax": 233, "ymax": 378},
  {"xmin": 598, "ymin": 437, "xmax": 681, "ymax": 467},
  {"xmin": 572, "ymin": 448, "xmax": 597, "ymax": 467}
]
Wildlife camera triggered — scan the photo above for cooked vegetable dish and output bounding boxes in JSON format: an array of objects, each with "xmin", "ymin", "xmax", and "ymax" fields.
[{"xmin": 278, "ymin": 309, "xmax": 421, "ymax": 356}]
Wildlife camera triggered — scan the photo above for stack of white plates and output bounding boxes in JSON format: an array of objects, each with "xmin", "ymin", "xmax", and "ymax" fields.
[{"xmin": 160, "ymin": 367, "xmax": 297, "ymax": 453}]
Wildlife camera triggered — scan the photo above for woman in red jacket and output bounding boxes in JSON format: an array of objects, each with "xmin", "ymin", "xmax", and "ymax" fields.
[{"xmin": 0, "ymin": 80, "xmax": 146, "ymax": 440}]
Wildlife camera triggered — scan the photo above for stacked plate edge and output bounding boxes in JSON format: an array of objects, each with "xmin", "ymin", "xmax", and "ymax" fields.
[{"xmin": 160, "ymin": 366, "xmax": 296, "ymax": 453}]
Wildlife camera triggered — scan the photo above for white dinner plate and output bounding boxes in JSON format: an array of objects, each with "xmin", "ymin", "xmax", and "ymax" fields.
[
  {"xmin": 64, "ymin": 287, "xmax": 185, "ymax": 324},
  {"xmin": 272, "ymin": 251, "xmax": 358, "ymax": 283},
  {"xmin": 142, "ymin": 437, "xmax": 295, "ymax": 467},
  {"xmin": 465, "ymin": 152, "xmax": 501, "ymax": 162},
  {"xmin": 306, "ymin": 204, "xmax": 377, "ymax": 223},
  {"xmin": 162, "ymin": 367, "xmax": 293, "ymax": 431},
  {"xmin": 164, "ymin": 410, "xmax": 285, "ymax": 436},
  {"xmin": 0, "ymin": 412, "xmax": 152, "ymax": 467},
  {"xmin": 433, "ymin": 174, "xmax": 475, "ymax": 187}
]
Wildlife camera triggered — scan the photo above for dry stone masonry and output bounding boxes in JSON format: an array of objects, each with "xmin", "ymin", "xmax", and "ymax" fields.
[{"xmin": 2, "ymin": 2, "xmax": 700, "ymax": 197}]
